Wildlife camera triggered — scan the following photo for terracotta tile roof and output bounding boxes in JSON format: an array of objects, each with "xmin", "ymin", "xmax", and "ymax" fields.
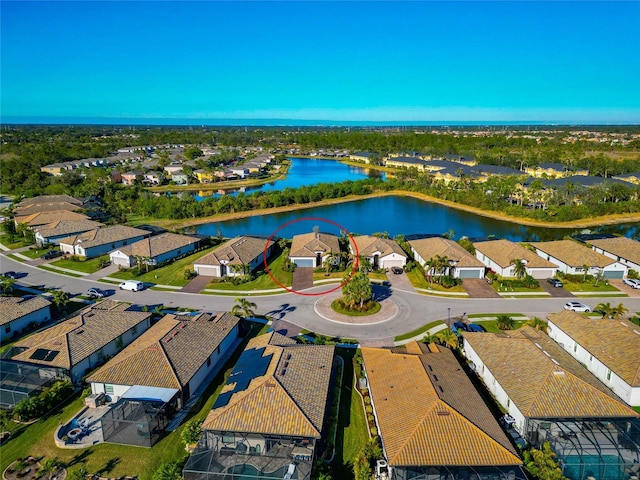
[
  {"xmin": 290, "ymin": 232, "xmax": 340, "ymax": 258},
  {"xmin": 202, "ymin": 332, "xmax": 334, "ymax": 438},
  {"xmin": 362, "ymin": 344, "xmax": 521, "ymax": 467},
  {"xmin": 0, "ymin": 296, "xmax": 51, "ymax": 326},
  {"xmin": 530, "ymin": 240, "xmax": 616, "ymax": 268},
  {"xmin": 548, "ymin": 310, "xmax": 640, "ymax": 387},
  {"xmin": 115, "ymin": 233, "xmax": 199, "ymax": 259},
  {"xmin": 11, "ymin": 301, "xmax": 151, "ymax": 370},
  {"xmin": 586, "ymin": 236, "xmax": 640, "ymax": 266},
  {"xmin": 58, "ymin": 225, "xmax": 149, "ymax": 249},
  {"xmin": 35, "ymin": 220, "xmax": 104, "ymax": 239},
  {"xmin": 473, "ymin": 239, "xmax": 556, "ymax": 269},
  {"xmin": 408, "ymin": 237, "xmax": 484, "ymax": 268},
  {"xmin": 351, "ymin": 236, "xmax": 407, "ymax": 259},
  {"xmin": 87, "ymin": 312, "xmax": 240, "ymax": 391},
  {"xmin": 194, "ymin": 236, "xmax": 274, "ymax": 267},
  {"xmin": 15, "ymin": 210, "xmax": 90, "ymax": 228},
  {"xmin": 463, "ymin": 326, "xmax": 637, "ymax": 418}
]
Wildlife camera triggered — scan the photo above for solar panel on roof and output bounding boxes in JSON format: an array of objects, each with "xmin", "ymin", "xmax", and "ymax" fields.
[
  {"xmin": 30, "ymin": 348, "xmax": 59, "ymax": 362},
  {"xmin": 213, "ymin": 347, "xmax": 273, "ymax": 409}
]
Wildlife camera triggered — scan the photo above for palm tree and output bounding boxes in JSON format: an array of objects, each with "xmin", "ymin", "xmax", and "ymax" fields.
[
  {"xmin": 595, "ymin": 302, "xmax": 614, "ymax": 319},
  {"xmin": 231, "ymin": 297, "xmax": 257, "ymax": 319},
  {"xmin": 69, "ymin": 465, "xmax": 90, "ymax": 480},
  {"xmin": 526, "ymin": 317, "xmax": 548, "ymax": 333},
  {"xmin": 436, "ymin": 329, "xmax": 459, "ymax": 349},
  {"xmin": 511, "ymin": 258, "xmax": 527, "ymax": 279},
  {"xmin": 0, "ymin": 276, "xmax": 15, "ymax": 295},
  {"xmin": 582, "ymin": 264, "xmax": 590, "ymax": 282},
  {"xmin": 496, "ymin": 314, "xmax": 515, "ymax": 331},
  {"xmin": 38, "ymin": 459, "xmax": 63, "ymax": 480},
  {"xmin": 421, "ymin": 332, "xmax": 438, "ymax": 344},
  {"xmin": 612, "ymin": 303, "xmax": 628, "ymax": 319}
]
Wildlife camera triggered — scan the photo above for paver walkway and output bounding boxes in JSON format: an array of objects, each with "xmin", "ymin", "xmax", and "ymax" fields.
[{"xmin": 292, "ymin": 267, "xmax": 314, "ymax": 291}]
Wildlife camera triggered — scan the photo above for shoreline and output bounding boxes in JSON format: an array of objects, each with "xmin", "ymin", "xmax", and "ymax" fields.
[{"xmin": 137, "ymin": 190, "xmax": 640, "ymax": 231}]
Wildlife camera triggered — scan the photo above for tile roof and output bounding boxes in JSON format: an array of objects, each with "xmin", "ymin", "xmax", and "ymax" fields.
[
  {"xmin": 0, "ymin": 296, "xmax": 51, "ymax": 327},
  {"xmin": 11, "ymin": 301, "xmax": 151, "ymax": 370},
  {"xmin": 87, "ymin": 312, "xmax": 241, "ymax": 391},
  {"xmin": 463, "ymin": 326, "xmax": 637, "ymax": 418},
  {"xmin": 473, "ymin": 239, "xmax": 557, "ymax": 269},
  {"xmin": 115, "ymin": 233, "xmax": 199, "ymax": 259},
  {"xmin": 15, "ymin": 210, "xmax": 90, "ymax": 228},
  {"xmin": 34, "ymin": 220, "xmax": 104, "ymax": 239},
  {"xmin": 548, "ymin": 310, "xmax": 640, "ymax": 387},
  {"xmin": 16, "ymin": 195, "xmax": 83, "ymax": 207},
  {"xmin": 202, "ymin": 332, "xmax": 334, "ymax": 438},
  {"xmin": 408, "ymin": 237, "xmax": 484, "ymax": 268},
  {"xmin": 530, "ymin": 240, "xmax": 618, "ymax": 268},
  {"xmin": 362, "ymin": 343, "xmax": 521, "ymax": 467},
  {"xmin": 58, "ymin": 225, "xmax": 149, "ymax": 249},
  {"xmin": 586, "ymin": 236, "xmax": 640, "ymax": 267},
  {"xmin": 15, "ymin": 195, "xmax": 83, "ymax": 214},
  {"xmin": 289, "ymin": 232, "xmax": 340, "ymax": 258},
  {"xmin": 351, "ymin": 236, "xmax": 407, "ymax": 259},
  {"xmin": 194, "ymin": 236, "xmax": 273, "ymax": 268}
]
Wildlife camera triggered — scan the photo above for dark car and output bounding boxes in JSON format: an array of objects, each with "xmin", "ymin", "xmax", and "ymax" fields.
[
  {"xmin": 41, "ymin": 250, "xmax": 63, "ymax": 260},
  {"xmin": 391, "ymin": 266, "xmax": 404, "ymax": 274},
  {"xmin": 546, "ymin": 278, "xmax": 563, "ymax": 288},
  {"xmin": 467, "ymin": 323, "xmax": 487, "ymax": 332},
  {"xmin": 2, "ymin": 271, "xmax": 17, "ymax": 279},
  {"xmin": 452, "ymin": 322, "xmax": 468, "ymax": 333}
]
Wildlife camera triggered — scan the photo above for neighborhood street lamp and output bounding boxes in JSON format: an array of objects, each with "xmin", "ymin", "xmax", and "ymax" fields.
[{"xmin": 448, "ymin": 307, "xmax": 451, "ymax": 327}]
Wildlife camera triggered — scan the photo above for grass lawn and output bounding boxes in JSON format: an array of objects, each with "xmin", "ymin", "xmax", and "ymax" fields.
[
  {"xmin": 0, "ymin": 322, "xmax": 268, "ymax": 480},
  {"xmin": 331, "ymin": 348, "xmax": 368, "ymax": 480},
  {"xmin": 110, "ymin": 247, "xmax": 218, "ymax": 287},
  {"xmin": 20, "ymin": 245, "xmax": 57, "ymax": 259},
  {"xmin": 479, "ymin": 320, "xmax": 527, "ymax": 333},
  {"xmin": 0, "ymin": 234, "xmax": 31, "ymax": 250},
  {"xmin": 561, "ymin": 279, "xmax": 621, "ymax": 293},
  {"xmin": 467, "ymin": 312, "xmax": 524, "ymax": 319},
  {"xmin": 406, "ymin": 269, "xmax": 466, "ymax": 292},
  {"xmin": 38, "ymin": 265, "xmax": 84, "ymax": 277},
  {"xmin": 204, "ymin": 252, "xmax": 293, "ymax": 291},
  {"xmin": 331, "ymin": 300, "xmax": 381, "ymax": 316},
  {"xmin": 394, "ymin": 320, "xmax": 445, "ymax": 342},
  {"xmin": 313, "ymin": 270, "xmax": 347, "ymax": 281},
  {"xmin": 50, "ymin": 256, "xmax": 110, "ymax": 274}
]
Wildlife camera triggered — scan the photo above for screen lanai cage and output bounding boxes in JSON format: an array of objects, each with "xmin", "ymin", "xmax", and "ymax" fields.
[{"xmin": 0, "ymin": 361, "xmax": 68, "ymax": 409}]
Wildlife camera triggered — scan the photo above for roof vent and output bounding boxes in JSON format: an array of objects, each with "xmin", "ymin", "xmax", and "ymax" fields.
[
  {"xmin": 437, "ymin": 410, "xmax": 450, "ymax": 416},
  {"xmin": 76, "ymin": 330, "xmax": 85, "ymax": 335}
]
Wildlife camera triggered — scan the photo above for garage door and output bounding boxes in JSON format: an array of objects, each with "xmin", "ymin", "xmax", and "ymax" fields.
[
  {"xmin": 293, "ymin": 258, "xmax": 314, "ymax": 268},
  {"xmin": 382, "ymin": 259, "xmax": 405, "ymax": 269},
  {"xmin": 195, "ymin": 265, "xmax": 219, "ymax": 277},
  {"xmin": 458, "ymin": 269, "xmax": 483, "ymax": 279},
  {"xmin": 603, "ymin": 270, "xmax": 624, "ymax": 279}
]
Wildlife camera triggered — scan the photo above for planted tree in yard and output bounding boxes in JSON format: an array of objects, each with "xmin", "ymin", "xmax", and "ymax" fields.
[
  {"xmin": 69, "ymin": 465, "xmax": 90, "ymax": 480},
  {"xmin": 3, "ymin": 217, "xmax": 17, "ymax": 242},
  {"xmin": 341, "ymin": 271, "xmax": 372, "ymax": 309},
  {"xmin": 582, "ymin": 264, "xmax": 590, "ymax": 282},
  {"xmin": 38, "ymin": 458, "xmax": 64, "ymax": 480},
  {"xmin": 152, "ymin": 462, "xmax": 182, "ymax": 480},
  {"xmin": 181, "ymin": 418, "xmax": 203, "ymax": 445},
  {"xmin": 0, "ymin": 276, "xmax": 15, "ymax": 295},
  {"xmin": 526, "ymin": 317, "xmax": 548, "ymax": 333},
  {"xmin": 595, "ymin": 302, "xmax": 614, "ymax": 319},
  {"xmin": 511, "ymin": 258, "xmax": 527, "ymax": 279},
  {"xmin": 523, "ymin": 441, "xmax": 567, "ymax": 480},
  {"xmin": 613, "ymin": 302, "xmax": 628, "ymax": 319},
  {"xmin": 436, "ymin": 329, "xmax": 459, "ymax": 350},
  {"xmin": 51, "ymin": 290, "xmax": 70, "ymax": 316},
  {"xmin": 496, "ymin": 314, "xmax": 515, "ymax": 331},
  {"xmin": 232, "ymin": 297, "xmax": 257, "ymax": 319}
]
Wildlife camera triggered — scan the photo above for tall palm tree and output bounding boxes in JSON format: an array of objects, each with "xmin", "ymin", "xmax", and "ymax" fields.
[
  {"xmin": 595, "ymin": 302, "xmax": 613, "ymax": 319},
  {"xmin": 38, "ymin": 459, "xmax": 63, "ymax": 480},
  {"xmin": 232, "ymin": 297, "xmax": 257, "ymax": 319},
  {"xmin": 436, "ymin": 329, "xmax": 459, "ymax": 350},
  {"xmin": 496, "ymin": 314, "xmax": 515, "ymax": 331},
  {"xmin": 511, "ymin": 258, "xmax": 527, "ymax": 279},
  {"xmin": 612, "ymin": 303, "xmax": 628, "ymax": 319}
]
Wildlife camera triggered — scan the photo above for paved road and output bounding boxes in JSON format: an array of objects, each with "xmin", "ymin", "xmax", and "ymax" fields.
[{"xmin": 3, "ymin": 255, "xmax": 640, "ymax": 344}]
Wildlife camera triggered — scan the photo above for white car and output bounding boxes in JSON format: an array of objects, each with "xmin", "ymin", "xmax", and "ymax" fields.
[
  {"xmin": 564, "ymin": 301, "xmax": 590, "ymax": 312},
  {"xmin": 623, "ymin": 278, "xmax": 640, "ymax": 289}
]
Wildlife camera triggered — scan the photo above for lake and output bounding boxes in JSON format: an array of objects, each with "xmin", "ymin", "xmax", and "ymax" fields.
[
  {"xmin": 195, "ymin": 195, "xmax": 640, "ymax": 242},
  {"xmin": 194, "ymin": 157, "xmax": 385, "ymax": 199}
]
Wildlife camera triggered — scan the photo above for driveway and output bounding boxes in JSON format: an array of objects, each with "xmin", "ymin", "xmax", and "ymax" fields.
[
  {"xmin": 463, "ymin": 279, "xmax": 501, "ymax": 298},
  {"xmin": 181, "ymin": 275, "xmax": 214, "ymax": 293},
  {"xmin": 387, "ymin": 270, "xmax": 415, "ymax": 293},
  {"xmin": 292, "ymin": 267, "xmax": 313, "ymax": 291},
  {"xmin": 610, "ymin": 279, "xmax": 640, "ymax": 297},
  {"xmin": 538, "ymin": 279, "xmax": 574, "ymax": 298}
]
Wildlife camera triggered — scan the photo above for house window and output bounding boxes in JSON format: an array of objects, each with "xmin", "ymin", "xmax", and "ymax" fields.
[
  {"xmin": 222, "ymin": 432, "xmax": 234, "ymax": 444},
  {"xmin": 606, "ymin": 369, "xmax": 612, "ymax": 381},
  {"xmin": 207, "ymin": 357, "xmax": 211, "ymax": 367},
  {"xmin": 507, "ymin": 399, "xmax": 510, "ymax": 408},
  {"xmin": 4, "ymin": 325, "xmax": 11, "ymax": 333},
  {"xmin": 589, "ymin": 355, "xmax": 593, "ymax": 362},
  {"xmin": 573, "ymin": 342, "xmax": 577, "ymax": 352},
  {"xmin": 105, "ymin": 384, "xmax": 114, "ymax": 394}
]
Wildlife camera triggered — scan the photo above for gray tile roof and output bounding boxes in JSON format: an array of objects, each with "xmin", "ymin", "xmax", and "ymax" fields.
[
  {"xmin": 35, "ymin": 220, "xmax": 104, "ymax": 239},
  {"xmin": 530, "ymin": 239, "xmax": 618, "ymax": 268},
  {"xmin": 115, "ymin": 233, "xmax": 199, "ymax": 259},
  {"xmin": 0, "ymin": 296, "xmax": 51, "ymax": 327},
  {"xmin": 194, "ymin": 236, "xmax": 274, "ymax": 267},
  {"xmin": 59, "ymin": 225, "xmax": 149, "ymax": 249}
]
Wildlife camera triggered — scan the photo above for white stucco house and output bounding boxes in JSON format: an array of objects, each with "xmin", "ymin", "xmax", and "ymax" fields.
[
  {"xmin": 408, "ymin": 235, "xmax": 485, "ymax": 279},
  {"xmin": 349, "ymin": 235, "xmax": 407, "ymax": 270},
  {"xmin": 193, "ymin": 236, "xmax": 275, "ymax": 277},
  {"xmin": 59, "ymin": 225, "xmax": 150, "ymax": 259},
  {"xmin": 585, "ymin": 236, "xmax": 640, "ymax": 274},
  {"xmin": 547, "ymin": 310, "xmax": 640, "ymax": 407},
  {"xmin": 530, "ymin": 239, "xmax": 628, "ymax": 279},
  {"xmin": 289, "ymin": 232, "xmax": 341, "ymax": 268},
  {"xmin": 0, "ymin": 296, "xmax": 52, "ymax": 342},
  {"xmin": 473, "ymin": 239, "xmax": 558, "ymax": 279},
  {"xmin": 110, "ymin": 232, "xmax": 199, "ymax": 268}
]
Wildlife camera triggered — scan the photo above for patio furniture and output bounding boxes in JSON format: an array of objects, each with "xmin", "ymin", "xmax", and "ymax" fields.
[{"xmin": 283, "ymin": 463, "xmax": 296, "ymax": 480}]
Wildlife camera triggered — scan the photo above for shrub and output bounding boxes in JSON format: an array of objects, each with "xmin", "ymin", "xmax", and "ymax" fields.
[
  {"xmin": 364, "ymin": 396, "xmax": 371, "ymax": 405},
  {"xmin": 439, "ymin": 275, "xmax": 458, "ymax": 288},
  {"xmin": 403, "ymin": 260, "xmax": 416, "ymax": 272},
  {"xmin": 13, "ymin": 380, "xmax": 73, "ymax": 421},
  {"xmin": 365, "ymin": 405, "xmax": 373, "ymax": 413},
  {"xmin": 184, "ymin": 269, "xmax": 197, "ymax": 280}
]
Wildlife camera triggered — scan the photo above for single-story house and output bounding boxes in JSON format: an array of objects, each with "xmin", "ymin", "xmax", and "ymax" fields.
[
  {"xmin": 183, "ymin": 332, "xmax": 335, "ymax": 480},
  {"xmin": 473, "ymin": 239, "xmax": 558, "ymax": 279},
  {"xmin": 87, "ymin": 311, "xmax": 243, "ymax": 447},
  {"xmin": 7, "ymin": 300, "xmax": 152, "ymax": 385},
  {"xmin": 0, "ymin": 296, "xmax": 52, "ymax": 343},
  {"xmin": 143, "ymin": 171, "xmax": 163, "ymax": 185},
  {"xmin": 59, "ymin": 225, "xmax": 150, "ymax": 259},
  {"xmin": 14, "ymin": 195, "xmax": 83, "ymax": 215},
  {"xmin": 349, "ymin": 235, "xmax": 407, "ymax": 270},
  {"xmin": 15, "ymin": 210, "xmax": 90, "ymax": 229},
  {"xmin": 110, "ymin": 232, "xmax": 199, "ymax": 268},
  {"xmin": 362, "ymin": 342, "xmax": 525, "ymax": 480},
  {"xmin": 163, "ymin": 163, "xmax": 184, "ymax": 175},
  {"xmin": 193, "ymin": 235, "xmax": 275, "ymax": 277},
  {"xmin": 547, "ymin": 310, "xmax": 640, "ymax": 407},
  {"xmin": 584, "ymin": 236, "xmax": 640, "ymax": 274},
  {"xmin": 229, "ymin": 167, "xmax": 249, "ymax": 178},
  {"xmin": 530, "ymin": 239, "xmax": 628, "ymax": 279},
  {"xmin": 349, "ymin": 151, "xmax": 375, "ymax": 163},
  {"xmin": 194, "ymin": 170, "xmax": 215, "ymax": 183},
  {"xmin": 34, "ymin": 219, "xmax": 104, "ymax": 246},
  {"xmin": 408, "ymin": 235, "xmax": 485, "ymax": 279},
  {"xmin": 612, "ymin": 172, "xmax": 640, "ymax": 185},
  {"xmin": 462, "ymin": 326, "xmax": 640, "ymax": 479},
  {"xmin": 289, "ymin": 232, "xmax": 341, "ymax": 268}
]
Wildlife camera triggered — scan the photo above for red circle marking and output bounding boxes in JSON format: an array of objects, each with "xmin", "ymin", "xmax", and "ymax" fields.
[{"xmin": 263, "ymin": 217, "xmax": 359, "ymax": 296}]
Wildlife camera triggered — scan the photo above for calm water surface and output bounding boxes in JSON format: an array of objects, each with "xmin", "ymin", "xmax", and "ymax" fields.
[{"xmin": 196, "ymin": 196, "xmax": 640, "ymax": 241}]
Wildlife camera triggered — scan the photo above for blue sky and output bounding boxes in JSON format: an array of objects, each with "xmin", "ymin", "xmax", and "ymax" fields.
[{"xmin": 1, "ymin": 1, "xmax": 639, "ymax": 124}]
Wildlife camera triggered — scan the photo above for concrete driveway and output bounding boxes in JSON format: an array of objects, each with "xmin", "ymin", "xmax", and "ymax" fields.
[
  {"xmin": 387, "ymin": 269, "xmax": 415, "ymax": 293},
  {"xmin": 463, "ymin": 279, "xmax": 501, "ymax": 298},
  {"xmin": 181, "ymin": 275, "xmax": 214, "ymax": 293},
  {"xmin": 538, "ymin": 279, "xmax": 574, "ymax": 297}
]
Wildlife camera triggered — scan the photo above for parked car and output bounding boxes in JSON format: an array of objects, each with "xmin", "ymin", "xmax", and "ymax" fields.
[
  {"xmin": 41, "ymin": 250, "xmax": 63, "ymax": 260},
  {"xmin": 623, "ymin": 278, "xmax": 640, "ymax": 289},
  {"xmin": 391, "ymin": 266, "xmax": 404, "ymax": 274},
  {"xmin": 452, "ymin": 322, "xmax": 468, "ymax": 333},
  {"xmin": 467, "ymin": 323, "xmax": 487, "ymax": 332},
  {"xmin": 564, "ymin": 301, "xmax": 590, "ymax": 312},
  {"xmin": 2, "ymin": 271, "xmax": 17, "ymax": 279},
  {"xmin": 87, "ymin": 288, "xmax": 105, "ymax": 298},
  {"xmin": 546, "ymin": 278, "xmax": 563, "ymax": 288},
  {"xmin": 119, "ymin": 280, "xmax": 144, "ymax": 291}
]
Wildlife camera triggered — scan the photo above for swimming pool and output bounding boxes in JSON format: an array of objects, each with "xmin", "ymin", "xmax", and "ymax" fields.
[
  {"xmin": 561, "ymin": 454, "xmax": 625, "ymax": 480},
  {"xmin": 224, "ymin": 464, "xmax": 294, "ymax": 479}
]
